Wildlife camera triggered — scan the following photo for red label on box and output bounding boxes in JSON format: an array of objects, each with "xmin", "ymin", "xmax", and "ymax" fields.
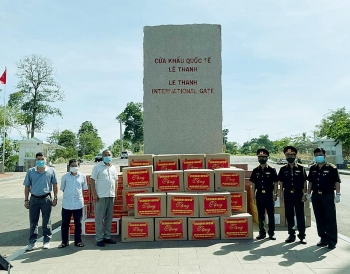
[
  {"xmin": 187, "ymin": 173, "xmax": 210, "ymax": 191},
  {"xmin": 113, "ymin": 211, "xmax": 128, "ymax": 218},
  {"xmin": 230, "ymin": 193, "xmax": 243, "ymax": 211},
  {"xmin": 191, "ymin": 220, "xmax": 216, "ymax": 239},
  {"xmin": 170, "ymin": 196, "xmax": 195, "ymax": 216},
  {"xmin": 116, "ymin": 195, "xmax": 123, "ymax": 203},
  {"xmin": 84, "ymin": 222, "xmax": 95, "ymax": 234},
  {"xmin": 128, "ymin": 222, "xmax": 149, "ymax": 238},
  {"xmin": 136, "ymin": 197, "xmax": 161, "ymax": 216},
  {"xmin": 155, "ymin": 161, "xmax": 178, "ymax": 171},
  {"xmin": 159, "ymin": 219, "xmax": 183, "ymax": 239},
  {"xmin": 111, "ymin": 221, "xmax": 118, "ymax": 234},
  {"xmin": 83, "ymin": 190, "xmax": 90, "ymax": 204},
  {"xmin": 157, "ymin": 174, "xmax": 180, "ymax": 191},
  {"xmin": 125, "ymin": 190, "xmax": 149, "ymax": 210},
  {"xmin": 207, "ymin": 159, "xmax": 229, "ymax": 169},
  {"xmin": 113, "ymin": 204, "xmax": 123, "ymax": 212},
  {"xmin": 182, "ymin": 159, "xmax": 204, "ymax": 169},
  {"xmin": 130, "ymin": 160, "xmax": 152, "ymax": 167},
  {"xmin": 224, "ymin": 218, "xmax": 249, "ymax": 238},
  {"xmin": 126, "ymin": 169, "xmax": 151, "ymax": 188},
  {"xmin": 220, "ymin": 173, "xmax": 240, "ymax": 187},
  {"xmin": 203, "ymin": 195, "xmax": 228, "ymax": 215}
]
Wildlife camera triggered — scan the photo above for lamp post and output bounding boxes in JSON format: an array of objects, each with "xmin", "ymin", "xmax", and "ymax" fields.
[
  {"xmin": 275, "ymin": 132, "xmax": 283, "ymax": 140},
  {"xmin": 245, "ymin": 128, "xmax": 254, "ymax": 142}
]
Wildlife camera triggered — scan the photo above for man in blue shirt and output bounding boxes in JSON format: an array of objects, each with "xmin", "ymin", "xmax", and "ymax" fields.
[
  {"xmin": 23, "ymin": 152, "xmax": 58, "ymax": 251},
  {"xmin": 59, "ymin": 159, "xmax": 88, "ymax": 248}
]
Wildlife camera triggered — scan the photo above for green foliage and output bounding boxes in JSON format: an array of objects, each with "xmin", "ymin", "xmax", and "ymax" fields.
[
  {"xmin": 0, "ymin": 139, "xmax": 19, "ymax": 171},
  {"xmin": 117, "ymin": 102, "xmax": 143, "ymax": 152},
  {"xmin": 240, "ymin": 134, "xmax": 275, "ymax": 155},
  {"xmin": 225, "ymin": 141, "xmax": 239, "ymax": 155},
  {"xmin": 77, "ymin": 121, "xmax": 104, "ymax": 156},
  {"xmin": 108, "ymin": 139, "xmax": 131, "ymax": 157},
  {"xmin": 222, "ymin": 129, "xmax": 229, "ymax": 145},
  {"xmin": 13, "ymin": 54, "xmax": 64, "ymax": 138},
  {"xmin": 316, "ymin": 107, "xmax": 350, "ymax": 157}
]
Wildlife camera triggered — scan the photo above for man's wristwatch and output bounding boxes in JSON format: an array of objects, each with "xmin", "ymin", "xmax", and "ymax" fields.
[{"xmin": 53, "ymin": 197, "xmax": 58, "ymax": 200}]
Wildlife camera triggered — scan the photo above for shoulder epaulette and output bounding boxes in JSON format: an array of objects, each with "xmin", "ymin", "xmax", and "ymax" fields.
[{"xmin": 328, "ymin": 163, "xmax": 336, "ymax": 168}]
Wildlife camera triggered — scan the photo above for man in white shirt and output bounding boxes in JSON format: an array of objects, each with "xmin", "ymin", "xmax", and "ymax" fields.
[
  {"xmin": 59, "ymin": 159, "xmax": 88, "ymax": 248},
  {"xmin": 90, "ymin": 149, "xmax": 118, "ymax": 247}
]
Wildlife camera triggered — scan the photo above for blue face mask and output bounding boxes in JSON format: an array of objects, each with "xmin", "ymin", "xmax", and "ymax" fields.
[
  {"xmin": 103, "ymin": 156, "xmax": 112, "ymax": 163},
  {"xmin": 36, "ymin": 160, "xmax": 45, "ymax": 167},
  {"xmin": 315, "ymin": 155, "xmax": 325, "ymax": 164}
]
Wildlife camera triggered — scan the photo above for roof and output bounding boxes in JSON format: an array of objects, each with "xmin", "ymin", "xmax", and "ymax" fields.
[{"xmin": 18, "ymin": 137, "xmax": 65, "ymax": 150}]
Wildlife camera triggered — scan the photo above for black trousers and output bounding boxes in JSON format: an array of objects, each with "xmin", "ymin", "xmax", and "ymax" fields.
[
  {"xmin": 312, "ymin": 192, "xmax": 337, "ymax": 245},
  {"xmin": 256, "ymin": 192, "xmax": 275, "ymax": 236},
  {"xmin": 61, "ymin": 208, "xmax": 83, "ymax": 244},
  {"xmin": 284, "ymin": 191, "xmax": 305, "ymax": 238}
]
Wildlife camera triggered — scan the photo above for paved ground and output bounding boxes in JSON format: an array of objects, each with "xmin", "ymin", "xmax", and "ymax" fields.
[{"xmin": 2, "ymin": 158, "xmax": 350, "ymax": 274}]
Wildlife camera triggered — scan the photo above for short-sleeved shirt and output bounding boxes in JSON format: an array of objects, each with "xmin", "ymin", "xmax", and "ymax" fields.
[
  {"xmin": 278, "ymin": 163, "xmax": 307, "ymax": 191},
  {"xmin": 90, "ymin": 162, "xmax": 117, "ymax": 198},
  {"xmin": 23, "ymin": 166, "xmax": 58, "ymax": 196},
  {"xmin": 307, "ymin": 163, "xmax": 341, "ymax": 192},
  {"xmin": 249, "ymin": 165, "xmax": 278, "ymax": 192},
  {"xmin": 60, "ymin": 171, "xmax": 88, "ymax": 210}
]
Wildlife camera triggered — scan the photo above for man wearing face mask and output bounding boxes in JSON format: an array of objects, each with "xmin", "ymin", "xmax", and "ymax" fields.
[
  {"xmin": 59, "ymin": 159, "xmax": 88, "ymax": 248},
  {"xmin": 250, "ymin": 148, "xmax": 278, "ymax": 240},
  {"xmin": 307, "ymin": 147, "xmax": 341, "ymax": 249},
  {"xmin": 278, "ymin": 146, "xmax": 307, "ymax": 244},
  {"xmin": 90, "ymin": 149, "xmax": 118, "ymax": 247},
  {"xmin": 23, "ymin": 152, "xmax": 58, "ymax": 251}
]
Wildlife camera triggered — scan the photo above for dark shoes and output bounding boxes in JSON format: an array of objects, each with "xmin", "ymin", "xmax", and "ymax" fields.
[
  {"xmin": 285, "ymin": 235, "xmax": 296, "ymax": 243},
  {"xmin": 103, "ymin": 238, "xmax": 117, "ymax": 244},
  {"xmin": 317, "ymin": 241, "xmax": 328, "ymax": 247},
  {"xmin": 299, "ymin": 239, "xmax": 307, "ymax": 245},
  {"xmin": 58, "ymin": 243, "xmax": 69, "ymax": 249},
  {"xmin": 327, "ymin": 244, "xmax": 336, "ymax": 250},
  {"xmin": 269, "ymin": 235, "xmax": 276, "ymax": 240},
  {"xmin": 256, "ymin": 233, "xmax": 266, "ymax": 240},
  {"xmin": 96, "ymin": 241, "xmax": 105, "ymax": 247}
]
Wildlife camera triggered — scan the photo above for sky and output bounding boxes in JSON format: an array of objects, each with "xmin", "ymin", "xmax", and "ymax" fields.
[{"xmin": 1, "ymin": 0, "xmax": 350, "ymax": 148}]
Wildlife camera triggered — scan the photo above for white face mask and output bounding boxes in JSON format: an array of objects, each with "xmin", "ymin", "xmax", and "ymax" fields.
[{"xmin": 70, "ymin": 167, "xmax": 79, "ymax": 173}]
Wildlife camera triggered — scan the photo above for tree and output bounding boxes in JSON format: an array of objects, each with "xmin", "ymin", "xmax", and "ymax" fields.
[
  {"xmin": 108, "ymin": 139, "xmax": 131, "ymax": 157},
  {"xmin": 0, "ymin": 139, "xmax": 19, "ymax": 171},
  {"xmin": 239, "ymin": 135, "xmax": 274, "ymax": 155},
  {"xmin": 13, "ymin": 54, "xmax": 64, "ymax": 138},
  {"xmin": 225, "ymin": 141, "xmax": 239, "ymax": 155},
  {"xmin": 316, "ymin": 107, "xmax": 350, "ymax": 157},
  {"xmin": 77, "ymin": 121, "xmax": 103, "ymax": 156},
  {"xmin": 117, "ymin": 102, "xmax": 143, "ymax": 152},
  {"xmin": 58, "ymin": 130, "xmax": 78, "ymax": 148}
]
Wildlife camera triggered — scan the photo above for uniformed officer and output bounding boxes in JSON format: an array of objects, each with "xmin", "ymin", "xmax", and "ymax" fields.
[
  {"xmin": 307, "ymin": 147, "xmax": 341, "ymax": 249},
  {"xmin": 278, "ymin": 146, "xmax": 307, "ymax": 244},
  {"xmin": 250, "ymin": 148, "xmax": 278, "ymax": 240}
]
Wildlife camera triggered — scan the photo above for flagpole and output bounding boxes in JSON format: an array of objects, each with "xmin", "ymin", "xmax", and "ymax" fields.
[{"xmin": 2, "ymin": 67, "xmax": 6, "ymax": 173}]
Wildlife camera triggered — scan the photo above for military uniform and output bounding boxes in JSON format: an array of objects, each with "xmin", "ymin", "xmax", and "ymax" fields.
[
  {"xmin": 307, "ymin": 162, "xmax": 341, "ymax": 248},
  {"xmin": 278, "ymin": 157, "xmax": 307, "ymax": 242},
  {"xmin": 250, "ymin": 148, "xmax": 278, "ymax": 239}
]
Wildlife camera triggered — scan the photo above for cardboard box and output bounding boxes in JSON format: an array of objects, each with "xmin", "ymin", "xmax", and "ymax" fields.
[
  {"xmin": 155, "ymin": 217, "xmax": 187, "ymax": 241},
  {"xmin": 128, "ymin": 154, "xmax": 154, "ymax": 167},
  {"xmin": 265, "ymin": 208, "xmax": 286, "ymax": 227},
  {"xmin": 153, "ymin": 155, "xmax": 179, "ymax": 171},
  {"xmin": 179, "ymin": 154, "xmax": 205, "ymax": 170},
  {"xmin": 198, "ymin": 192, "xmax": 231, "ymax": 217},
  {"xmin": 220, "ymin": 213, "xmax": 253, "ymax": 239},
  {"xmin": 304, "ymin": 207, "xmax": 311, "ymax": 217},
  {"xmin": 214, "ymin": 168, "xmax": 245, "ymax": 192},
  {"xmin": 110, "ymin": 218, "xmax": 121, "ymax": 235},
  {"xmin": 123, "ymin": 166, "xmax": 153, "ymax": 189},
  {"xmin": 244, "ymin": 170, "xmax": 252, "ymax": 178},
  {"xmin": 83, "ymin": 189, "xmax": 91, "ymax": 204},
  {"xmin": 304, "ymin": 201, "xmax": 310, "ymax": 208},
  {"xmin": 113, "ymin": 211, "xmax": 129, "ymax": 218},
  {"xmin": 153, "ymin": 170, "xmax": 184, "ymax": 192},
  {"xmin": 230, "ymin": 164, "xmax": 248, "ymax": 170},
  {"xmin": 251, "ymin": 207, "xmax": 259, "ymax": 224},
  {"xmin": 205, "ymin": 154, "xmax": 230, "ymax": 169},
  {"xmin": 184, "ymin": 169, "xmax": 214, "ymax": 192},
  {"xmin": 274, "ymin": 196, "xmax": 285, "ymax": 208},
  {"xmin": 121, "ymin": 216, "xmax": 154, "ymax": 242},
  {"xmin": 230, "ymin": 192, "xmax": 247, "ymax": 213},
  {"xmin": 122, "ymin": 188, "xmax": 153, "ymax": 210},
  {"xmin": 134, "ymin": 193, "xmax": 167, "ymax": 218},
  {"xmin": 83, "ymin": 218, "xmax": 96, "ymax": 235},
  {"xmin": 167, "ymin": 193, "xmax": 200, "ymax": 217},
  {"xmin": 291, "ymin": 215, "xmax": 312, "ymax": 228},
  {"xmin": 69, "ymin": 220, "xmax": 82, "ymax": 235},
  {"xmin": 188, "ymin": 217, "xmax": 220, "ymax": 240}
]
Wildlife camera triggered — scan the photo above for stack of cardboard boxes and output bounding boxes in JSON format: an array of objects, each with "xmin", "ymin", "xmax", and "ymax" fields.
[{"xmin": 120, "ymin": 154, "xmax": 253, "ymax": 242}]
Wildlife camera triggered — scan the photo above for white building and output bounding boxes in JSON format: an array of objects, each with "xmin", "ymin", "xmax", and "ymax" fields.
[{"xmin": 312, "ymin": 138, "xmax": 343, "ymax": 165}]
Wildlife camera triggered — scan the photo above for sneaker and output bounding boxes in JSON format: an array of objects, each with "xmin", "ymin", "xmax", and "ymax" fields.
[
  {"xmin": 96, "ymin": 241, "xmax": 105, "ymax": 247},
  {"xmin": 25, "ymin": 243, "xmax": 36, "ymax": 251},
  {"xmin": 43, "ymin": 242, "xmax": 50, "ymax": 249},
  {"xmin": 103, "ymin": 238, "xmax": 116, "ymax": 244}
]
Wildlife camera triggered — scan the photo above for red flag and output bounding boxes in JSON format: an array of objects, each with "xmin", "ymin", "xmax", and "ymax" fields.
[{"xmin": 0, "ymin": 69, "xmax": 6, "ymax": 84}]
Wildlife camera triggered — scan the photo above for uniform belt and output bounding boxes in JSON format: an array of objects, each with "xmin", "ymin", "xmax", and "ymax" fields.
[
  {"xmin": 315, "ymin": 190, "xmax": 333, "ymax": 195},
  {"xmin": 31, "ymin": 193, "xmax": 51, "ymax": 198},
  {"xmin": 257, "ymin": 189, "xmax": 272, "ymax": 194},
  {"xmin": 286, "ymin": 190, "xmax": 302, "ymax": 194}
]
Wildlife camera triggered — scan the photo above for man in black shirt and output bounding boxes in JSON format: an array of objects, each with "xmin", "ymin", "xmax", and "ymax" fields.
[
  {"xmin": 307, "ymin": 147, "xmax": 341, "ymax": 249},
  {"xmin": 250, "ymin": 148, "xmax": 278, "ymax": 240},
  {"xmin": 278, "ymin": 146, "xmax": 307, "ymax": 244}
]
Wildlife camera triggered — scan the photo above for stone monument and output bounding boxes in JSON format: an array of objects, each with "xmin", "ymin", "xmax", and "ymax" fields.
[{"xmin": 143, "ymin": 24, "xmax": 222, "ymax": 154}]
